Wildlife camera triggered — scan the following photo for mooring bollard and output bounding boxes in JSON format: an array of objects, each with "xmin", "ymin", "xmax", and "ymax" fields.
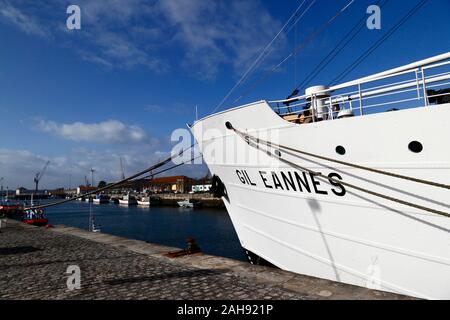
[
  {"xmin": 166, "ymin": 237, "xmax": 202, "ymax": 258},
  {"xmin": 186, "ymin": 237, "xmax": 201, "ymax": 254}
]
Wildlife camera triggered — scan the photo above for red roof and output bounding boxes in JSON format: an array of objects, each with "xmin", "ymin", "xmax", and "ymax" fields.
[
  {"xmin": 78, "ymin": 186, "xmax": 97, "ymax": 191},
  {"xmin": 148, "ymin": 176, "xmax": 188, "ymax": 184}
]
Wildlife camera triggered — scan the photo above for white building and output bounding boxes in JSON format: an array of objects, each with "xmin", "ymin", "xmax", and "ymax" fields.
[{"xmin": 191, "ymin": 184, "xmax": 212, "ymax": 193}]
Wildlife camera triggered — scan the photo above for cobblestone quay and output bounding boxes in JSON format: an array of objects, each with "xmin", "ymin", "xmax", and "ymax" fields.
[{"xmin": 0, "ymin": 220, "xmax": 411, "ymax": 300}]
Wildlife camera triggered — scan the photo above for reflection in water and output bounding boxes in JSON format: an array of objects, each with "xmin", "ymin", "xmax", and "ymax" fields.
[{"xmin": 45, "ymin": 201, "xmax": 246, "ymax": 261}]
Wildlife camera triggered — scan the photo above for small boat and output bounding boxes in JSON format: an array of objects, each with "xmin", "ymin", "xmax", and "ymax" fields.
[
  {"xmin": 85, "ymin": 197, "xmax": 93, "ymax": 203},
  {"xmin": 137, "ymin": 196, "xmax": 150, "ymax": 206},
  {"xmin": 118, "ymin": 194, "xmax": 137, "ymax": 206},
  {"xmin": 93, "ymin": 194, "xmax": 109, "ymax": 204},
  {"xmin": 22, "ymin": 208, "xmax": 48, "ymax": 226},
  {"xmin": 177, "ymin": 199, "xmax": 201, "ymax": 208},
  {"xmin": 0, "ymin": 199, "xmax": 24, "ymax": 219},
  {"xmin": 76, "ymin": 196, "xmax": 85, "ymax": 201}
]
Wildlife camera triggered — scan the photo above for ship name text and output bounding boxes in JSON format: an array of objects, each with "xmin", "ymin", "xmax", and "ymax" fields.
[{"xmin": 236, "ymin": 169, "xmax": 346, "ymax": 197}]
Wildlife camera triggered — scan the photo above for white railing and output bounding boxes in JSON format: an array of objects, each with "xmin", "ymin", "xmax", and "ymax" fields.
[{"xmin": 269, "ymin": 53, "xmax": 450, "ymax": 123}]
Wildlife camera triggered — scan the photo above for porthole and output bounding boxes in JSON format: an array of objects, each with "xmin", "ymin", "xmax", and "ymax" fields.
[
  {"xmin": 274, "ymin": 150, "xmax": 282, "ymax": 157},
  {"xmin": 408, "ymin": 141, "xmax": 423, "ymax": 153},
  {"xmin": 335, "ymin": 145, "xmax": 346, "ymax": 155}
]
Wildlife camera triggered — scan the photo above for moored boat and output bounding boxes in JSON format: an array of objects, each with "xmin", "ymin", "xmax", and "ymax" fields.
[
  {"xmin": 0, "ymin": 200, "xmax": 24, "ymax": 219},
  {"xmin": 93, "ymin": 194, "xmax": 109, "ymax": 204},
  {"xmin": 118, "ymin": 194, "xmax": 137, "ymax": 206},
  {"xmin": 190, "ymin": 53, "xmax": 450, "ymax": 299},
  {"xmin": 22, "ymin": 208, "xmax": 48, "ymax": 226},
  {"xmin": 137, "ymin": 196, "xmax": 150, "ymax": 206},
  {"xmin": 177, "ymin": 199, "xmax": 201, "ymax": 208}
]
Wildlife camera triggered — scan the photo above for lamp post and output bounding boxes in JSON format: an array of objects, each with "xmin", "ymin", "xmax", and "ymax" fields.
[{"xmin": 90, "ymin": 168, "xmax": 95, "ymax": 188}]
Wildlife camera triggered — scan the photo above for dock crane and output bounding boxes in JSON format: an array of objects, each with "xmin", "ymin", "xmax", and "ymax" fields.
[{"xmin": 34, "ymin": 161, "xmax": 50, "ymax": 192}]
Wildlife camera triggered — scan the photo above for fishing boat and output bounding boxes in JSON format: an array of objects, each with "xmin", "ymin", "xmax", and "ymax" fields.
[
  {"xmin": 177, "ymin": 199, "xmax": 201, "ymax": 208},
  {"xmin": 22, "ymin": 208, "xmax": 48, "ymax": 226},
  {"xmin": 137, "ymin": 196, "xmax": 151, "ymax": 206},
  {"xmin": 93, "ymin": 194, "xmax": 109, "ymax": 204},
  {"xmin": 118, "ymin": 193, "xmax": 137, "ymax": 206},
  {"xmin": 0, "ymin": 200, "xmax": 24, "ymax": 218},
  {"xmin": 190, "ymin": 53, "xmax": 450, "ymax": 299}
]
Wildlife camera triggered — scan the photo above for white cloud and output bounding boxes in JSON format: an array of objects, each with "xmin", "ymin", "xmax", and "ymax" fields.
[
  {"xmin": 0, "ymin": 0, "xmax": 285, "ymax": 79},
  {"xmin": 0, "ymin": 0, "xmax": 48, "ymax": 37},
  {"xmin": 67, "ymin": 0, "xmax": 168, "ymax": 72},
  {"xmin": 37, "ymin": 119, "xmax": 154, "ymax": 145},
  {"xmin": 0, "ymin": 147, "xmax": 208, "ymax": 190},
  {"xmin": 158, "ymin": 0, "xmax": 286, "ymax": 79}
]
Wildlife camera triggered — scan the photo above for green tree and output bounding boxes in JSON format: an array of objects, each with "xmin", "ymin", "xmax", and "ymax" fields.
[{"xmin": 98, "ymin": 181, "xmax": 107, "ymax": 188}]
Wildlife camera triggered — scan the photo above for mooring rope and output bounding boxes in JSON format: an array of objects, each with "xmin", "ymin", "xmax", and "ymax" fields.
[
  {"xmin": 25, "ymin": 144, "xmax": 198, "ymax": 210},
  {"xmin": 227, "ymin": 123, "xmax": 450, "ymax": 218},
  {"xmin": 229, "ymin": 126, "xmax": 450, "ymax": 190},
  {"xmin": 140, "ymin": 155, "xmax": 203, "ymax": 181}
]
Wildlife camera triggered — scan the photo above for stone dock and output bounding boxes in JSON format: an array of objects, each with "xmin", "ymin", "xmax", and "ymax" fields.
[{"xmin": 0, "ymin": 219, "xmax": 411, "ymax": 300}]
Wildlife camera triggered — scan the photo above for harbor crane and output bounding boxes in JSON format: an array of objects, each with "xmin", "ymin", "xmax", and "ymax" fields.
[{"xmin": 34, "ymin": 161, "xmax": 50, "ymax": 192}]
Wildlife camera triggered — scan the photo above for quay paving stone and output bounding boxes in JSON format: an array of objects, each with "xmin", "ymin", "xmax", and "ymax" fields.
[
  {"xmin": 0, "ymin": 221, "xmax": 413, "ymax": 300},
  {"xmin": 0, "ymin": 222, "xmax": 309, "ymax": 300}
]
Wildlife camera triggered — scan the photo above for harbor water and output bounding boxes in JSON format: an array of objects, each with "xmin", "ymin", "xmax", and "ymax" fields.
[{"xmin": 45, "ymin": 201, "xmax": 246, "ymax": 261}]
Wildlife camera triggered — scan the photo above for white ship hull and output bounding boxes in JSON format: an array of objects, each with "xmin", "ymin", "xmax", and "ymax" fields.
[
  {"xmin": 137, "ymin": 200, "xmax": 150, "ymax": 206},
  {"xmin": 178, "ymin": 200, "xmax": 194, "ymax": 208},
  {"xmin": 191, "ymin": 100, "xmax": 450, "ymax": 299},
  {"xmin": 93, "ymin": 198, "xmax": 108, "ymax": 204},
  {"xmin": 119, "ymin": 199, "xmax": 137, "ymax": 206}
]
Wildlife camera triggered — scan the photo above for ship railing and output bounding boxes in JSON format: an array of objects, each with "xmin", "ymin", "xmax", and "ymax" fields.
[{"xmin": 269, "ymin": 53, "xmax": 450, "ymax": 123}]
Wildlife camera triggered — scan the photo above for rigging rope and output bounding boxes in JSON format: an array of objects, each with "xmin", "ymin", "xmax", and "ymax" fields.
[
  {"xmin": 330, "ymin": 0, "xmax": 429, "ymax": 86},
  {"xmin": 211, "ymin": 0, "xmax": 313, "ymax": 115},
  {"xmin": 294, "ymin": 0, "xmax": 388, "ymax": 93},
  {"xmin": 232, "ymin": 0, "xmax": 356, "ymax": 105},
  {"xmin": 230, "ymin": 126, "xmax": 450, "ymax": 190},
  {"xmin": 141, "ymin": 155, "xmax": 203, "ymax": 180},
  {"xmin": 25, "ymin": 144, "xmax": 198, "ymax": 210},
  {"xmin": 227, "ymin": 124, "xmax": 450, "ymax": 218}
]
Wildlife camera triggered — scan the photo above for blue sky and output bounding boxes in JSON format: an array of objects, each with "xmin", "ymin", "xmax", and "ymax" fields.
[{"xmin": 0, "ymin": 0, "xmax": 449, "ymax": 189}]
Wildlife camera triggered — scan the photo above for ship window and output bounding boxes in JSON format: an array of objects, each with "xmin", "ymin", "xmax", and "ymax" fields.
[
  {"xmin": 274, "ymin": 150, "xmax": 282, "ymax": 157},
  {"xmin": 335, "ymin": 146, "xmax": 346, "ymax": 155},
  {"xmin": 408, "ymin": 141, "xmax": 423, "ymax": 153}
]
